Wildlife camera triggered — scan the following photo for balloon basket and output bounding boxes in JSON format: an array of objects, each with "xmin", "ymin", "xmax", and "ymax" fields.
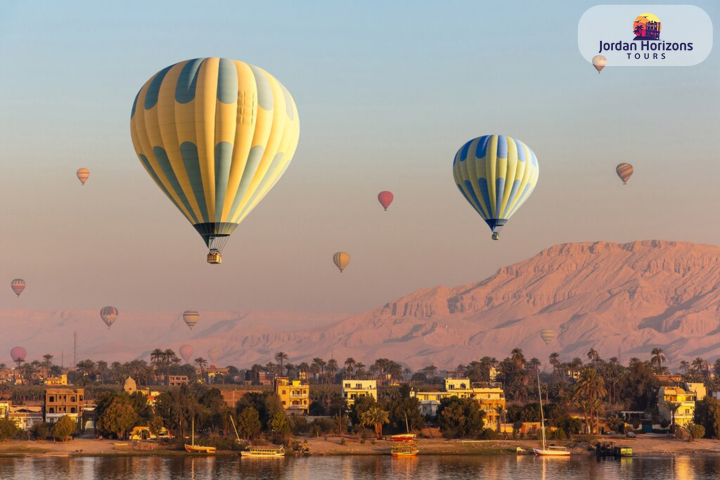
[
  {"xmin": 492, "ymin": 232, "xmax": 500, "ymax": 241},
  {"xmin": 207, "ymin": 249, "xmax": 222, "ymax": 264}
]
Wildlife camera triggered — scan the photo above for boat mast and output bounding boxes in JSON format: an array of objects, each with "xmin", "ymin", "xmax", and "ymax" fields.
[
  {"xmin": 191, "ymin": 416, "xmax": 195, "ymax": 446},
  {"xmin": 537, "ymin": 370, "xmax": 547, "ymax": 450}
]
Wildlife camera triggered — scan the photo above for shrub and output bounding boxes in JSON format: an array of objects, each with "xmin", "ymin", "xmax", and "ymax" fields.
[
  {"xmin": 550, "ymin": 428, "xmax": 566, "ymax": 441},
  {"xmin": 479, "ymin": 428, "xmax": 499, "ymax": 440},
  {"xmin": 310, "ymin": 418, "xmax": 336, "ymax": 435},
  {"xmin": 31, "ymin": 422, "xmax": 51, "ymax": 441},
  {"xmin": 290, "ymin": 416, "xmax": 309, "ymax": 435},
  {"xmin": 201, "ymin": 433, "xmax": 242, "ymax": 451},
  {"xmin": 0, "ymin": 418, "xmax": 20, "ymax": 441},
  {"xmin": 688, "ymin": 424, "xmax": 706, "ymax": 440},
  {"xmin": 52, "ymin": 416, "xmax": 76, "ymax": 442}
]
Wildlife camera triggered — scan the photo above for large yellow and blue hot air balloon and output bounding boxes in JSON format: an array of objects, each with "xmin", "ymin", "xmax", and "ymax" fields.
[
  {"xmin": 453, "ymin": 135, "xmax": 539, "ymax": 240},
  {"xmin": 130, "ymin": 58, "xmax": 300, "ymax": 263}
]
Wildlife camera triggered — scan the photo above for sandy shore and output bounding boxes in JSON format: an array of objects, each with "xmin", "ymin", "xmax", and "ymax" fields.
[{"xmin": 0, "ymin": 434, "xmax": 719, "ymax": 458}]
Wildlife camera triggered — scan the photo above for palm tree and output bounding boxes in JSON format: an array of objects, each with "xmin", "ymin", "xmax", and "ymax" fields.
[
  {"xmin": 355, "ymin": 363, "xmax": 366, "ymax": 379},
  {"xmin": 664, "ymin": 401, "xmax": 681, "ymax": 427},
  {"xmin": 573, "ymin": 367, "xmax": 607, "ymax": 434},
  {"xmin": 587, "ymin": 348, "xmax": 600, "ymax": 365},
  {"xmin": 274, "ymin": 352, "xmax": 289, "ymax": 375},
  {"xmin": 96, "ymin": 360, "xmax": 108, "ymax": 385},
  {"xmin": 650, "ymin": 348, "xmax": 668, "ymax": 374},
  {"xmin": 312, "ymin": 358, "xmax": 327, "ymax": 383},
  {"xmin": 549, "ymin": 353, "xmax": 560, "ymax": 376},
  {"xmin": 359, "ymin": 406, "xmax": 390, "ymax": 439},
  {"xmin": 510, "ymin": 348, "xmax": 526, "ymax": 370},
  {"xmin": 41, "ymin": 354, "xmax": 53, "ymax": 378},
  {"xmin": 194, "ymin": 357, "xmax": 208, "ymax": 379},
  {"xmin": 344, "ymin": 358, "xmax": 356, "ymax": 379},
  {"xmin": 422, "ymin": 365, "xmax": 438, "ymax": 380},
  {"xmin": 327, "ymin": 359, "xmax": 338, "ymax": 384}
]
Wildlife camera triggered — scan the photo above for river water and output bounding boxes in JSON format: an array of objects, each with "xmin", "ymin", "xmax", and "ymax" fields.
[{"xmin": 1, "ymin": 455, "xmax": 720, "ymax": 479}]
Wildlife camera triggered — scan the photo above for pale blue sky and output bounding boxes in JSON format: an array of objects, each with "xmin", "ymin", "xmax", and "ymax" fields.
[{"xmin": 0, "ymin": 1, "xmax": 718, "ymax": 313}]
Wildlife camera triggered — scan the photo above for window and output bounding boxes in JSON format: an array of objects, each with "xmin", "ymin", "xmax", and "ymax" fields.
[
  {"xmin": 70, "ymin": 397, "xmax": 76, "ymax": 402},
  {"xmin": 344, "ymin": 383, "xmax": 350, "ymax": 388},
  {"xmin": 49, "ymin": 396, "xmax": 55, "ymax": 402},
  {"xmin": 71, "ymin": 408, "xmax": 76, "ymax": 413}
]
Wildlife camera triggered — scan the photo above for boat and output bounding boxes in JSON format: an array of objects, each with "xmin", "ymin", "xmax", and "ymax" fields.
[
  {"xmin": 184, "ymin": 417, "xmax": 217, "ymax": 454},
  {"xmin": 240, "ymin": 446, "xmax": 286, "ymax": 458},
  {"xmin": 532, "ymin": 371, "xmax": 570, "ymax": 457},
  {"xmin": 391, "ymin": 442, "xmax": 419, "ymax": 457},
  {"xmin": 390, "ymin": 433, "xmax": 417, "ymax": 442},
  {"xmin": 596, "ymin": 441, "xmax": 632, "ymax": 458}
]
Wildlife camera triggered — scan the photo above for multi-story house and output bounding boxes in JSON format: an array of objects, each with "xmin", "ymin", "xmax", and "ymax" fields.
[
  {"xmin": 275, "ymin": 377, "xmax": 309, "ymax": 415},
  {"xmin": 342, "ymin": 379, "xmax": 377, "ymax": 406},
  {"xmin": 658, "ymin": 386, "xmax": 696, "ymax": 427},
  {"xmin": 45, "ymin": 388, "xmax": 85, "ymax": 424}
]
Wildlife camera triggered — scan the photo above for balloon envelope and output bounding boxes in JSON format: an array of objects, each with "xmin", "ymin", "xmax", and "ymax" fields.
[
  {"xmin": 592, "ymin": 55, "xmax": 607, "ymax": 73},
  {"xmin": 378, "ymin": 191, "xmax": 394, "ymax": 211},
  {"xmin": 183, "ymin": 310, "xmax": 200, "ymax": 330},
  {"xmin": 100, "ymin": 306, "xmax": 119, "ymax": 329},
  {"xmin": 179, "ymin": 345, "xmax": 194, "ymax": 363},
  {"xmin": 10, "ymin": 279, "xmax": 25, "ymax": 297},
  {"xmin": 10, "ymin": 346, "xmax": 26, "ymax": 363},
  {"xmin": 616, "ymin": 163, "xmax": 634, "ymax": 185},
  {"xmin": 540, "ymin": 329, "xmax": 555, "ymax": 345},
  {"xmin": 453, "ymin": 135, "xmax": 539, "ymax": 240},
  {"xmin": 129, "ymin": 58, "xmax": 300, "ymax": 258},
  {"xmin": 207, "ymin": 347, "xmax": 221, "ymax": 364},
  {"xmin": 77, "ymin": 168, "xmax": 90, "ymax": 185},
  {"xmin": 333, "ymin": 252, "xmax": 350, "ymax": 272}
]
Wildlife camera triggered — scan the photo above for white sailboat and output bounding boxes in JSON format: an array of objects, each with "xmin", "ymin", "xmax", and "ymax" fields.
[{"xmin": 533, "ymin": 371, "xmax": 570, "ymax": 457}]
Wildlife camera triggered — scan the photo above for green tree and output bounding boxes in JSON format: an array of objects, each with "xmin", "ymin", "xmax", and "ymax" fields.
[
  {"xmin": 694, "ymin": 397, "xmax": 720, "ymax": 438},
  {"xmin": 52, "ymin": 415, "xmax": 77, "ymax": 442},
  {"xmin": 237, "ymin": 407, "xmax": 262, "ymax": 440},
  {"xmin": 98, "ymin": 398, "xmax": 138, "ymax": 440},
  {"xmin": 274, "ymin": 352, "xmax": 289, "ymax": 375},
  {"xmin": 269, "ymin": 411, "xmax": 291, "ymax": 442},
  {"xmin": 573, "ymin": 367, "xmax": 607, "ymax": 434},
  {"xmin": 359, "ymin": 406, "xmax": 390, "ymax": 439},
  {"xmin": 0, "ymin": 418, "xmax": 19, "ymax": 440},
  {"xmin": 436, "ymin": 397, "xmax": 485, "ymax": 439},
  {"xmin": 386, "ymin": 396, "xmax": 425, "ymax": 433},
  {"xmin": 650, "ymin": 348, "xmax": 668, "ymax": 374},
  {"xmin": 349, "ymin": 395, "xmax": 377, "ymax": 426},
  {"xmin": 148, "ymin": 415, "xmax": 165, "ymax": 437},
  {"xmin": 31, "ymin": 422, "xmax": 51, "ymax": 441}
]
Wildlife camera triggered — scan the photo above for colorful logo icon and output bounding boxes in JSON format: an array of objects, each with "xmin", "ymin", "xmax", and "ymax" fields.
[{"xmin": 633, "ymin": 13, "xmax": 661, "ymax": 40}]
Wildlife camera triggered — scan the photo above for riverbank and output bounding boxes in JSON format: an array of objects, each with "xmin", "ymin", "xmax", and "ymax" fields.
[{"xmin": 1, "ymin": 435, "xmax": 719, "ymax": 458}]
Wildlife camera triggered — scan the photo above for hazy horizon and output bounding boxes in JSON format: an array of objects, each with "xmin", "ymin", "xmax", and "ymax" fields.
[{"xmin": 0, "ymin": 1, "xmax": 719, "ymax": 316}]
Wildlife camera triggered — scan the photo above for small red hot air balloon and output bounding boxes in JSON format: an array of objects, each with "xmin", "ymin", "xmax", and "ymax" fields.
[
  {"xmin": 378, "ymin": 191, "xmax": 394, "ymax": 211},
  {"xmin": 10, "ymin": 279, "xmax": 25, "ymax": 298},
  {"xmin": 10, "ymin": 346, "xmax": 26, "ymax": 364}
]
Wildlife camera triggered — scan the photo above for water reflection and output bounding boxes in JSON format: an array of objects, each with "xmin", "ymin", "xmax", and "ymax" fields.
[{"xmin": 2, "ymin": 455, "xmax": 720, "ymax": 480}]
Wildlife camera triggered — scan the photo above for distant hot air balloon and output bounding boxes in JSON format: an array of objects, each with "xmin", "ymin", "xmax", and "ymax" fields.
[
  {"xmin": 179, "ymin": 345, "xmax": 194, "ymax": 363},
  {"xmin": 10, "ymin": 346, "xmax": 26, "ymax": 364},
  {"xmin": 130, "ymin": 58, "xmax": 300, "ymax": 264},
  {"xmin": 207, "ymin": 347, "xmax": 221, "ymax": 365},
  {"xmin": 183, "ymin": 310, "xmax": 200, "ymax": 330},
  {"xmin": 592, "ymin": 55, "xmax": 607, "ymax": 73},
  {"xmin": 378, "ymin": 191, "xmax": 394, "ymax": 211},
  {"xmin": 453, "ymin": 135, "xmax": 540, "ymax": 241},
  {"xmin": 10, "ymin": 279, "xmax": 25, "ymax": 298},
  {"xmin": 100, "ymin": 306, "xmax": 119, "ymax": 329},
  {"xmin": 616, "ymin": 163, "xmax": 634, "ymax": 185},
  {"xmin": 333, "ymin": 252, "xmax": 350, "ymax": 273},
  {"xmin": 76, "ymin": 168, "xmax": 90, "ymax": 185},
  {"xmin": 540, "ymin": 329, "xmax": 555, "ymax": 345}
]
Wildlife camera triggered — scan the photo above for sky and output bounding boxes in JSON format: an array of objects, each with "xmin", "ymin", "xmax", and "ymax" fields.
[{"xmin": 0, "ymin": 0, "xmax": 719, "ymax": 315}]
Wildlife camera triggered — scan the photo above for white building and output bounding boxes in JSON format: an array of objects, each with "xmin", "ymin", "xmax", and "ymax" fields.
[{"xmin": 342, "ymin": 379, "xmax": 377, "ymax": 406}]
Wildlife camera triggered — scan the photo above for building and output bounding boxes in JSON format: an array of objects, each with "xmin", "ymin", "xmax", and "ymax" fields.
[
  {"xmin": 658, "ymin": 386, "xmax": 696, "ymax": 427},
  {"xmin": 0, "ymin": 400, "xmax": 9, "ymax": 418},
  {"xmin": 275, "ymin": 377, "xmax": 309, "ymax": 415},
  {"xmin": 168, "ymin": 375, "xmax": 189, "ymax": 387},
  {"xmin": 342, "ymin": 379, "xmax": 377, "ymax": 406},
  {"xmin": 411, "ymin": 378, "xmax": 506, "ymax": 430},
  {"xmin": 206, "ymin": 366, "xmax": 230, "ymax": 384},
  {"xmin": 220, "ymin": 389, "xmax": 264, "ymax": 408},
  {"xmin": 45, "ymin": 388, "xmax": 85, "ymax": 424},
  {"xmin": 8, "ymin": 405, "xmax": 43, "ymax": 431},
  {"xmin": 44, "ymin": 374, "xmax": 68, "ymax": 386},
  {"xmin": 684, "ymin": 383, "xmax": 706, "ymax": 401}
]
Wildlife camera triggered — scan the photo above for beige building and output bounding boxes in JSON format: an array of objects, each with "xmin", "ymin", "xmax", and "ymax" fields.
[
  {"xmin": 45, "ymin": 388, "xmax": 85, "ymax": 424},
  {"xmin": 658, "ymin": 386, "xmax": 696, "ymax": 427},
  {"xmin": 342, "ymin": 379, "xmax": 377, "ymax": 406},
  {"xmin": 44, "ymin": 374, "xmax": 68, "ymax": 386},
  {"xmin": 411, "ymin": 378, "xmax": 506, "ymax": 430},
  {"xmin": 275, "ymin": 377, "xmax": 309, "ymax": 415}
]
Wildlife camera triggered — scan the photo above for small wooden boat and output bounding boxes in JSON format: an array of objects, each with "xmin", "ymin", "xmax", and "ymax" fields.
[
  {"xmin": 390, "ymin": 433, "xmax": 417, "ymax": 442},
  {"xmin": 596, "ymin": 441, "xmax": 632, "ymax": 458},
  {"xmin": 185, "ymin": 444, "xmax": 217, "ymax": 454},
  {"xmin": 391, "ymin": 443, "xmax": 419, "ymax": 457},
  {"xmin": 533, "ymin": 371, "xmax": 570, "ymax": 457},
  {"xmin": 241, "ymin": 446, "xmax": 285, "ymax": 458},
  {"xmin": 184, "ymin": 417, "xmax": 216, "ymax": 454},
  {"xmin": 533, "ymin": 445, "xmax": 571, "ymax": 457}
]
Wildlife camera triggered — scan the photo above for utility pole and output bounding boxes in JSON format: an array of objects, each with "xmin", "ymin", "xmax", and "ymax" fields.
[{"xmin": 73, "ymin": 331, "xmax": 78, "ymax": 368}]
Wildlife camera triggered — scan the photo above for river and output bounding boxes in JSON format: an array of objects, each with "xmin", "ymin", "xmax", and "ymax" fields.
[{"xmin": 2, "ymin": 455, "xmax": 720, "ymax": 479}]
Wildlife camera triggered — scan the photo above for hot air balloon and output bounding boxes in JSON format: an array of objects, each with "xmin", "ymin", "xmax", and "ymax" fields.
[
  {"xmin": 378, "ymin": 191, "xmax": 394, "ymax": 211},
  {"xmin": 616, "ymin": 163, "xmax": 634, "ymax": 185},
  {"xmin": 130, "ymin": 58, "xmax": 300, "ymax": 264},
  {"xmin": 183, "ymin": 310, "xmax": 200, "ymax": 330},
  {"xmin": 77, "ymin": 168, "xmax": 90, "ymax": 185},
  {"xmin": 10, "ymin": 346, "xmax": 26, "ymax": 365},
  {"xmin": 592, "ymin": 55, "xmax": 607, "ymax": 73},
  {"xmin": 100, "ymin": 306, "xmax": 119, "ymax": 329},
  {"xmin": 10, "ymin": 279, "xmax": 25, "ymax": 298},
  {"xmin": 540, "ymin": 329, "xmax": 555, "ymax": 345},
  {"xmin": 207, "ymin": 347, "xmax": 221, "ymax": 365},
  {"xmin": 453, "ymin": 135, "xmax": 539, "ymax": 240},
  {"xmin": 333, "ymin": 252, "xmax": 350, "ymax": 273},
  {"xmin": 179, "ymin": 345, "xmax": 194, "ymax": 363}
]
